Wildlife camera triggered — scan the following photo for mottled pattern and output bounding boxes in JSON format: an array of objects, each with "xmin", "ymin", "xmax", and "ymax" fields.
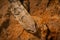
[{"xmin": 8, "ymin": 0, "xmax": 37, "ymax": 33}]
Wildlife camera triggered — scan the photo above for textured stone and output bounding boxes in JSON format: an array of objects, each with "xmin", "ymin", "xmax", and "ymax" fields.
[{"xmin": 0, "ymin": 0, "xmax": 60, "ymax": 40}]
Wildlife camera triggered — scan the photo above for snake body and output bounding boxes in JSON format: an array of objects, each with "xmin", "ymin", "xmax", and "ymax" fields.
[{"xmin": 8, "ymin": 0, "xmax": 37, "ymax": 33}]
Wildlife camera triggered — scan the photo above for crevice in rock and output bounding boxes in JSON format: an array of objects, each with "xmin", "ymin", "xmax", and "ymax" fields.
[
  {"xmin": 0, "ymin": 10, "xmax": 10, "ymax": 33},
  {"xmin": 19, "ymin": 0, "xmax": 24, "ymax": 4},
  {"xmin": 59, "ymin": 0, "xmax": 60, "ymax": 2},
  {"xmin": 0, "ymin": 14, "xmax": 2, "ymax": 18},
  {"xmin": 50, "ymin": 37, "xmax": 53, "ymax": 40},
  {"xmin": 27, "ymin": 0, "xmax": 30, "ymax": 13},
  {"xmin": 45, "ymin": 24, "xmax": 51, "ymax": 40},
  {"xmin": 19, "ymin": 0, "xmax": 30, "ymax": 13},
  {"xmin": 47, "ymin": 0, "xmax": 51, "ymax": 7},
  {"xmin": 0, "ymin": 19, "xmax": 10, "ymax": 33}
]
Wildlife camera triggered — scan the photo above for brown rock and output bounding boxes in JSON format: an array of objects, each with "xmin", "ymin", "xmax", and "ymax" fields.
[{"xmin": 0, "ymin": 0, "xmax": 60, "ymax": 40}]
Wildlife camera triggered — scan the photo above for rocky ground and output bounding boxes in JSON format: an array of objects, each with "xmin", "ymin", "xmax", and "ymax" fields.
[{"xmin": 0, "ymin": 0, "xmax": 60, "ymax": 40}]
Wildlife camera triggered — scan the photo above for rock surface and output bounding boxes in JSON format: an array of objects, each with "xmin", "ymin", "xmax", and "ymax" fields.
[{"xmin": 0, "ymin": 0, "xmax": 60, "ymax": 40}]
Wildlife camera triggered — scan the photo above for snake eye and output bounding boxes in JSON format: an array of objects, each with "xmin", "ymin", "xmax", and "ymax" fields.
[{"xmin": 27, "ymin": 30, "xmax": 36, "ymax": 33}]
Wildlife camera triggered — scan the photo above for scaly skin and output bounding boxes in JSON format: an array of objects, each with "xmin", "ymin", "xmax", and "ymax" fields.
[{"xmin": 8, "ymin": 0, "xmax": 37, "ymax": 33}]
